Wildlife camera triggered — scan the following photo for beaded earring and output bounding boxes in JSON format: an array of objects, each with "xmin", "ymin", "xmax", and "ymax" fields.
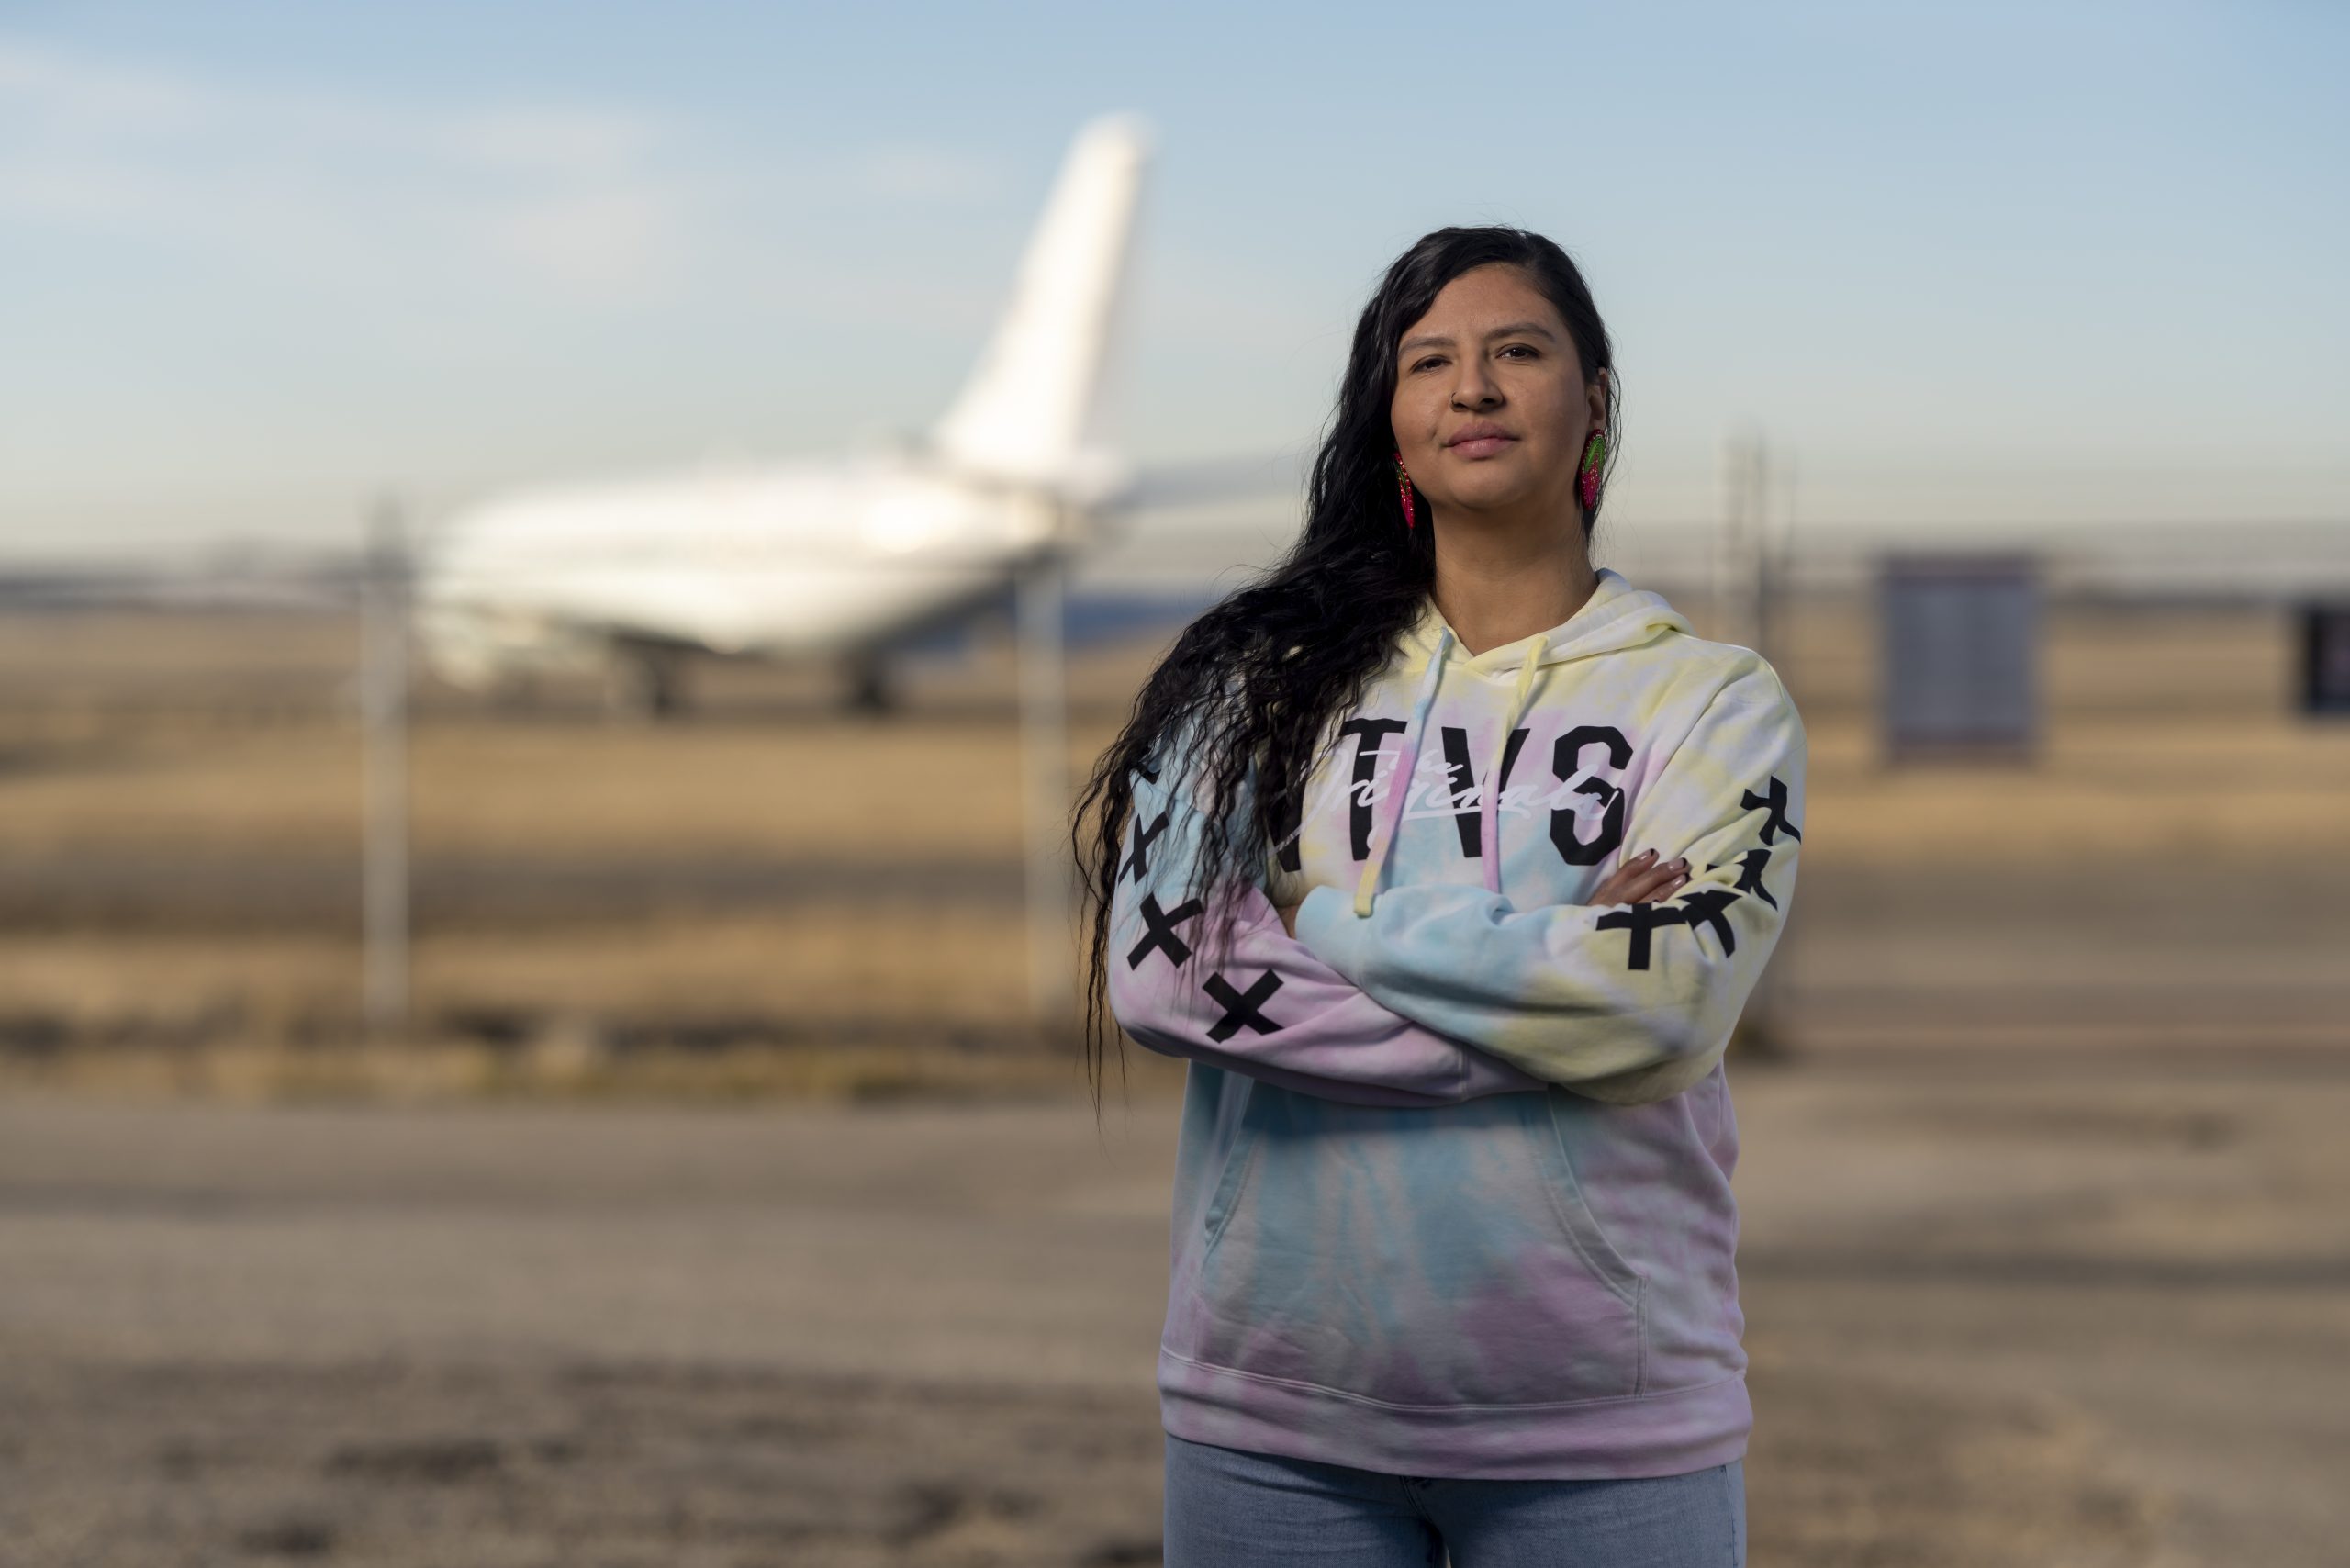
[
  {"xmin": 1393, "ymin": 448, "xmax": 1417, "ymax": 531},
  {"xmin": 1577, "ymin": 428, "xmax": 1606, "ymax": 511}
]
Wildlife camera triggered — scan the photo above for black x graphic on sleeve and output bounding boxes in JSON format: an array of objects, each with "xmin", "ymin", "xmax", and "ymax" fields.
[
  {"xmin": 1595, "ymin": 902, "xmax": 1689, "ymax": 970},
  {"xmin": 1122, "ymin": 808, "xmax": 1170, "ymax": 885},
  {"xmin": 1671, "ymin": 887, "xmax": 1743, "ymax": 955},
  {"xmin": 1125, "ymin": 892, "xmax": 1204, "ymax": 969},
  {"xmin": 1740, "ymin": 775, "xmax": 1801, "ymax": 845},
  {"xmin": 1709, "ymin": 846, "xmax": 1778, "ymax": 909},
  {"xmin": 1202, "ymin": 969, "xmax": 1284, "ymax": 1043}
]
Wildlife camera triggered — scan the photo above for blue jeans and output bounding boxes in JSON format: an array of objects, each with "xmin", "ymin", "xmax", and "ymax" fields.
[{"xmin": 1163, "ymin": 1432, "xmax": 1745, "ymax": 1567}]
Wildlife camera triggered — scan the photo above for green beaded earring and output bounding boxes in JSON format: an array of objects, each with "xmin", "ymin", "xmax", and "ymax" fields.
[{"xmin": 1577, "ymin": 429, "xmax": 1606, "ymax": 510}]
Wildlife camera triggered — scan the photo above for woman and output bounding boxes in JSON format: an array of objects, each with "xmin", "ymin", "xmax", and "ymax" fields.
[{"xmin": 1073, "ymin": 226, "xmax": 1805, "ymax": 1567}]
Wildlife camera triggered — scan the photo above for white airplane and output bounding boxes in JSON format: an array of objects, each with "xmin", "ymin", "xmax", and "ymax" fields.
[
  {"xmin": 341, "ymin": 87, "xmax": 2350, "ymax": 719},
  {"xmin": 414, "ymin": 113, "xmax": 1155, "ymax": 715}
]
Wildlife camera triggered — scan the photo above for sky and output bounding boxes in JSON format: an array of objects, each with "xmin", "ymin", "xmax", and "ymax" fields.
[{"xmin": 2, "ymin": 0, "xmax": 2344, "ymax": 558}]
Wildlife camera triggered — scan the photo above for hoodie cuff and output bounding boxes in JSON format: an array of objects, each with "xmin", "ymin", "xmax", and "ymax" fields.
[{"xmin": 1293, "ymin": 883, "xmax": 1373, "ymax": 984}]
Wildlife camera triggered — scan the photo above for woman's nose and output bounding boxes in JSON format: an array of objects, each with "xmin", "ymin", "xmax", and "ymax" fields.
[{"xmin": 1450, "ymin": 364, "xmax": 1502, "ymax": 408}]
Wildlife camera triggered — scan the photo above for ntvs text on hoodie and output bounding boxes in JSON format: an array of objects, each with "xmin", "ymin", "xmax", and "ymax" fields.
[{"xmin": 1106, "ymin": 566, "xmax": 1807, "ymax": 1480}]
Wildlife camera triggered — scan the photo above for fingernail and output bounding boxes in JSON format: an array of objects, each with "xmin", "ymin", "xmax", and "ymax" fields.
[{"xmin": 1634, "ymin": 848, "xmax": 1656, "ymax": 861}]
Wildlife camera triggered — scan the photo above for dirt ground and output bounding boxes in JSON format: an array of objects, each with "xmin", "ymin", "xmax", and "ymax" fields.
[
  {"xmin": 2, "ymin": 1060, "xmax": 2345, "ymax": 1565},
  {"xmin": 0, "ymin": 595, "xmax": 2345, "ymax": 1563}
]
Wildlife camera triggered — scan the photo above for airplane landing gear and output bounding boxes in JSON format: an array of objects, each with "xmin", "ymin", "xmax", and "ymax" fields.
[
  {"xmin": 841, "ymin": 653, "xmax": 896, "ymax": 716},
  {"xmin": 606, "ymin": 644, "xmax": 687, "ymax": 721}
]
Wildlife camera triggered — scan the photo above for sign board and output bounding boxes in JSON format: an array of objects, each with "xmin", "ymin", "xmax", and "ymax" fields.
[{"xmin": 1879, "ymin": 553, "xmax": 2040, "ymax": 761}]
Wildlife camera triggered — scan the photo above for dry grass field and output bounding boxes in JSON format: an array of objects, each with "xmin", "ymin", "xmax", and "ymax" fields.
[
  {"xmin": 0, "ymin": 594, "xmax": 2343, "ymax": 1088},
  {"xmin": 0, "ymin": 591, "xmax": 2345, "ymax": 1564}
]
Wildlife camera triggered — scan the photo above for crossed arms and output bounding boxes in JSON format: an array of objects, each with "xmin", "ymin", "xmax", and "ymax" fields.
[{"xmin": 1103, "ymin": 666, "xmax": 1807, "ymax": 1108}]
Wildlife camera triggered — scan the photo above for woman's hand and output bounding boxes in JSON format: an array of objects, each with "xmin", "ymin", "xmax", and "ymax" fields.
[
  {"xmin": 1589, "ymin": 847, "xmax": 1689, "ymax": 906},
  {"xmin": 1271, "ymin": 849, "xmax": 1685, "ymax": 938}
]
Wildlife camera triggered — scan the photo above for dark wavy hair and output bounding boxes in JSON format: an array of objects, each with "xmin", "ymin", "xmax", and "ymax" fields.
[{"xmin": 1069, "ymin": 225, "xmax": 1620, "ymax": 1111}]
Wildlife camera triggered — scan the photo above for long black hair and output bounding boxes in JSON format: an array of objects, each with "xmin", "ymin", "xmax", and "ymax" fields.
[{"xmin": 1070, "ymin": 225, "xmax": 1620, "ymax": 1111}]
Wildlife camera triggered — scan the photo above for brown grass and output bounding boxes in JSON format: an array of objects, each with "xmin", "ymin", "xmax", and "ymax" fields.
[{"xmin": 1, "ymin": 592, "xmax": 2342, "ymax": 1099}]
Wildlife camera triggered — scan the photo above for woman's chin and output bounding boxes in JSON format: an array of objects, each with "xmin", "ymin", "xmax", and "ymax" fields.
[{"xmin": 1436, "ymin": 476, "xmax": 1557, "ymax": 519}]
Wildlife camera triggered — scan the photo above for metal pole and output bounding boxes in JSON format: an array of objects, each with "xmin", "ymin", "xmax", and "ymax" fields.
[
  {"xmin": 1718, "ymin": 431, "xmax": 1796, "ymax": 1056},
  {"xmin": 361, "ymin": 498, "xmax": 411, "ymax": 1036},
  {"xmin": 1771, "ymin": 445, "xmax": 1798, "ymax": 638},
  {"xmin": 1014, "ymin": 534, "xmax": 1075, "ymax": 1033},
  {"xmin": 1714, "ymin": 428, "xmax": 1761, "ymax": 650},
  {"xmin": 1749, "ymin": 435, "xmax": 1774, "ymax": 659},
  {"xmin": 1743, "ymin": 435, "xmax": 1791, "ymax": 1052}
]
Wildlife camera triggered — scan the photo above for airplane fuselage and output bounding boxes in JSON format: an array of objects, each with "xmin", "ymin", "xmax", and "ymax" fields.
[{"xmin": 415, "ymin": 451, "xmax": 1072, "ymax": 687}]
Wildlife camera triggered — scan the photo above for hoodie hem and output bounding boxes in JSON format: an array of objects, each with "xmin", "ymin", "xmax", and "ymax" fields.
[{"xmin": 1158, "ymin": 1346, "xmax": 1751, "ymax": 1481}]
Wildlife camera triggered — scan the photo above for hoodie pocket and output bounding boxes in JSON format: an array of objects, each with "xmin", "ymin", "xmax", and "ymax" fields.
[
  {"xmin": 1184, "ymin": 1088, "xmax": 1648, "ymax": 1407},
  {"xmin": 1535, "ymin": 1090, "xmax": 1647, "ymax": 1309},
  {"xmin": 1200, "ymin": 1092, "xmax": 1270, "ymax": 1255}
]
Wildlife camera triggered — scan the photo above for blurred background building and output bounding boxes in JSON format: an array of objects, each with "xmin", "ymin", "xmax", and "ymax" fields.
[{"xmin": 1, "ymin": 5, "xmax": 2344, "ymax": 1564}]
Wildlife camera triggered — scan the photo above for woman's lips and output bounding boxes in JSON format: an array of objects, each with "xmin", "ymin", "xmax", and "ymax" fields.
[{"xmin": 1448, "ymin": 435, "xmax": 1516, "ymax": 459}]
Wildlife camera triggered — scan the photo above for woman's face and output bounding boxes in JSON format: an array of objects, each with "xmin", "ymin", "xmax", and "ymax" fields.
[{"xmin": 1390, "ymin": 262, "xmax": 1606, "ymax": 526}]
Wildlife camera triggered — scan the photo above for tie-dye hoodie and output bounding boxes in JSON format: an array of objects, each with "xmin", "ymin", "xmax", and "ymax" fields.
[{"xmin": 1105, "ymin": 566, "xmax": 1806, "ymax": 1480}]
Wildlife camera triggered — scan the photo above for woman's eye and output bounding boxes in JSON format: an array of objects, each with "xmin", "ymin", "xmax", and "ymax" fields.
[
  {"xmin": 1411, "ymin": 356, "xmax": 1443, "ymax": 373},
  {"xmin": 1501, "ymin": 344, "xmax": 1538, "ymax": 360}
]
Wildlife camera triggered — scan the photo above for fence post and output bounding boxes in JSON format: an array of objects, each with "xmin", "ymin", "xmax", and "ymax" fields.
[
  {"xmin": 361, "ymin": 497, "xmax": 411, "ymax": 1037},
  {"xmin": 1016, "ymin": 539, "xmax": 1075, "ymax": 1035}
]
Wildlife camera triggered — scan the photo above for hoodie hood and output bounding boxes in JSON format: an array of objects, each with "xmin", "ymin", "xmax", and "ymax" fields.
[
  {"xmin": 1350, "ymin": 566, "xmax": 1692, "ymax": 916},
  {"xmin": 1398, "ymin": 564, "xmax": 1693, "ymax": 673}
]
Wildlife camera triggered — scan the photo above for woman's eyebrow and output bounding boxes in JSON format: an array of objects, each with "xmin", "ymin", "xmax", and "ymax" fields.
[{"xmin": 1399, "ymin": 321, "xmax": 1559, "ymax": 353}]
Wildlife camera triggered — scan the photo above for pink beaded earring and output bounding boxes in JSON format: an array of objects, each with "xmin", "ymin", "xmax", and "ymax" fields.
[
  {"xmin": 1577, "ymin": 428, "xmax": 1606, "ymax": 511},
  {"xmin": 1393, "ymin": 448, "xmax": 1417, "ymax": 531}
]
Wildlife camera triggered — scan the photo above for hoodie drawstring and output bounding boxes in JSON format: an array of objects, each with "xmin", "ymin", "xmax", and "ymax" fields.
[
  {"xmin": 1348, "ymin": 625, "xmax": 1549, "ymax": 913},
  {"xmin": 1337, "ymin": 572, "xmax": 1686, "ymax": 917},
  {"xmin": 1350, "ymin": 625, "xmax": 1452, "ymax": 916},
  {"xmin": 1480, "ymin": 640, "xmax": 1548, "ymax": 894}
]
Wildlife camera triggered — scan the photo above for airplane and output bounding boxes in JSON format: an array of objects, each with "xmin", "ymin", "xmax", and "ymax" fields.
[
  {"xmin": 14, "ymin": 97, "xmax": 2339, "ymax": 706},
  {"xmin": 412, "ymin": 112, "xmax": 1160, "ymax": 717}
]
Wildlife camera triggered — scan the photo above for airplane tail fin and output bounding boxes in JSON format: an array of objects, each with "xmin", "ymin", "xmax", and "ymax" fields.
[{"xmin": 927, "ymin": 113, "xmax": 1152, "ymax": 495}]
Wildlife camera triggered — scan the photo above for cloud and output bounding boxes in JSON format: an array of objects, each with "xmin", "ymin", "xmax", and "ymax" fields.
[
  {"xmin": 0, "ymin": 35, "xmax": 1047, "ymax": 326},
  {"xmin": 486, "ymin": 188, "xmax": 684, "ymax": 296},
  {"xmin": 0, "ymin": 37, "xmax": 207, "ymax": 134},
  {"xmin": 0, "ymin": 36, "xmax": 690, "ymax": 303},
  {"xmin": 851, "ymin": 143, "xmax": 1010, "ymax": 205}
]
